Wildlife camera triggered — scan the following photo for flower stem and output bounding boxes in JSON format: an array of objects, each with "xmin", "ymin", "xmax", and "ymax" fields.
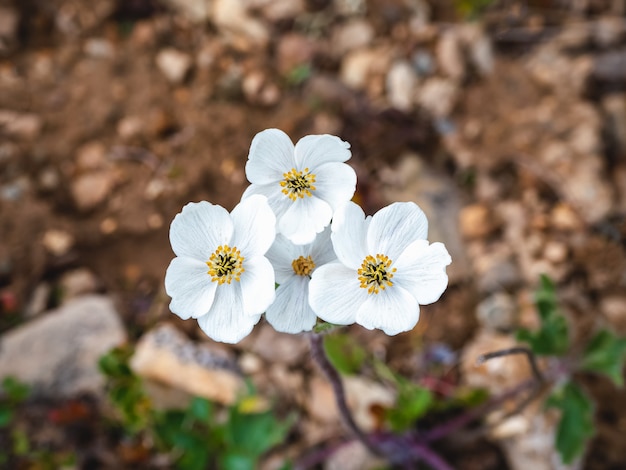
[{"xmin": 308, "ymin": 333, "xmax": 382, "ymax": 457}]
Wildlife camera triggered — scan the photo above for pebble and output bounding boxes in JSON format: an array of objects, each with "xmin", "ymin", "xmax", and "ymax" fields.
[
  {"xmin": 459, "ymin": 203, "xmax": 498, "ymax": 239},
  {"xmin": 71, "ymin": 171, "xmax": 115, "ymax": 211},
  {"xmin": 416, "ymin": 77, "xmax": 458, "ymax": 118},
  {"xmin": 211, "ymin": 0, "xmax": 270, "ymax": 49},
  {"xmin": 42, "ymin": 229, "xmax": 75, "ymax": 257},
  {"xmin": 238, "ymin": 323, "xmax": 308, "ymax": 367},
  {"xmin": 436, "ymin": 30, "xmax": 465, "ymax": 81},
  {"xmin": 156, "ymin": 48, "xmax": 192, "ymax": 84},
  {"xmin": 543, "ymin": 241, "xmax": 568, "ymax": 264},
  {"xmin": 386, "ymin": 60, "xmax": 417, "ymax": 112},
  {"xmin": 76, "ymin": 141, "xmax": 107, "ymax": 171},
  {"xmin": 0, "ymin": 6, "xmax": 19, "ymax": 52},
  {"xmin": 600, "ymin": 294, "xmax": 626, "ymax": 334},
  {"xmin": 130, "ymin": 323, "xmax": 244, "ymax": 405},
  {"xmin": 331, "ymin": 19, "xmax": 375, "ymax": 57},
  {"xmin": 0, "ymin": 295, "xmax": 127, "ymax": 397},
  {"xmin": 159, "ymin": 0, "xmax": 210, "ymax": 22},
  {"xmin": 242, "ymin": 70, "xmax": 281, "ymax": 106},
  {"xmin": 24, "ymin": 283, "xmax": 51, "ymax": 318},
  {"xmin": 325, "ymin": 441, "xmax": 385, "ymax": 470},
  {"xmin": 59, "ymin": 268, "xmax": 99, "ymax": 301},
  {"xmin": 255, "ymin": 0, "xmax": 305, "ymax": 21},
  {"xmin": 0, "ymin": 110, "xmax": 43, "ymax": 140},
  {"xmin": 550, "ymin": 203, "xmax": 583, "ymax": 231},
  {"xmin": 117, "ymin": 115, "xmax": 144, "ymax": 140},
  {"xmin": 476, "ymin": 292, "xmax": 517, "ymax": 332},
  {"xmin": 276, "ymin": 33, "xmax": 315, "ymax": 76},
  {"xmin": 340, "ymin": 47, "xmax": 391, "ymax": 91},
  {"xmin": 83, "ymin": 38, "xmax": 114, "ymax": 59}
]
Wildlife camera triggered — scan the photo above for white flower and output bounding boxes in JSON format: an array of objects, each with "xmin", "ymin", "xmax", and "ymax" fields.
[
  {"xmin": 309, "ymin": 201, "xmax": 451, "ymax": 336},
  {"xmin": 264, "ymin": 227, "xmax": 336, "ymax": 334},
  {"xmin": 242, "ymin": 128, "xmax": 356, "ymax": 245},
  {"xmin": 164, "ymin": 195, "xmax": 276, "ymax": 343}
]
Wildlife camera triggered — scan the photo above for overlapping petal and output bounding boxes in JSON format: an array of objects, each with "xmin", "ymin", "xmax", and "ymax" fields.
[
  {"xmin": 313, "ymin": 162, "xmax": 357, "ymax": 211},
  {"xmin": 245, "ymin": 129, "xmax": 295, "ymax": 185},
  {"xmin": 330, "ymin": 202, "xmax": 368, "ymax": 270},
  {"xmin": 367, "ymin": 202, "xmax": 428, "ymax": 261},
  {"xmin": 265, "ymin": 234, "xmax": 303, "ymax": 284},
  {"xmin": 239, "ymin": 256, "xmax": 275, "ymax": 316},
  {"xmin": 393, "ymin": 241, "xmax": 451, "ymax": 305},
  {"xmin": 197, "ymin": 283, "xmax": 262, "ymax": 344},
  {"xmin": 170, "ymin": 201, "xmax": 232, "ymax": 261},
  {"xmin": 294, "ymin": 134, "xmax": 351, "ymax": 169},
  {"xmin": 309, "ymin": 263, "xmax": 369, "ymax": 325},
  {"xmin": 165, "ymin": 257, "xmax": 217, "ymax": 320},
  {"xmin": 356, "ymin": 286, "xmax": 419, "ymax": 336},
  {"xmin": 231, "ymin": 195, "xmax": 276, "ymax": 257},
  {"xmin": 265, "ymin": 275, "xmax": 316, "ymax": 334},
  {"xmin": 278, "ymin": 196, "xmax": 332, "ymax": 245}
]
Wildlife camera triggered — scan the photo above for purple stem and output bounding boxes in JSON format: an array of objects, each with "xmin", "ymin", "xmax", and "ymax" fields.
[{"xmin": 308, "ymin": 333, "xmax": 382, "ymax": 457}]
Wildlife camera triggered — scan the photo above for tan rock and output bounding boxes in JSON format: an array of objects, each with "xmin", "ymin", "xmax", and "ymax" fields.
[
  {"xmin": 71, "ymin": 171, "xmax": 115, "ymax": 211},
  {"xmin": 130, "ymin": 324, "xmax": 244, "ymax": 405},
  {"xmin": 42, "ymin": 229, "xmax": 75, "ymax": 257},
  {"xmin": 459, "ymin": 203, "xmax": 497, "ymax": 239}
]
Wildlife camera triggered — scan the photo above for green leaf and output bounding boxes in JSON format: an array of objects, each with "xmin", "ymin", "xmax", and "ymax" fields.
[
  {"xmin": 226, "ymin": 407, "xmax": 292, "ymax": 457},
  {"xmin": 323, "ymin": 333, "xmax": 367, "ymax": 375},
  {"xmin": 386, "ymin": 384, "xmax": 433, "ymax": 432},
  {"xmin": 221, "ymin": 452, "xmax": 256, "ymax": 470},
  {"xmin": 189, "ymin": 397, "xmax": 213, "ymax": 422},
  {"xmin": 516, "ymin": 275, "xmax": 569, "ymax": 356},
  {"xmin": 1, "ymin": 376, "xmax": 30, "ymax": 403},
  {"xmin": 0, "ymin": 408, "xmax": 13, "ymax": 427},
  {"xmin": 547, "ymin": 382, "xmax": 595, "ymax": 464},
  {"xmin": 581, "ymin": 330, "xmax": 626, "ymax": 387}
]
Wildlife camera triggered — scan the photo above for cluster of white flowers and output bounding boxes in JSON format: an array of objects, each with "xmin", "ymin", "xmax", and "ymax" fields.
[{"xmin": 165, "ymin": 129, "xmax": 452, "ymax": 343}]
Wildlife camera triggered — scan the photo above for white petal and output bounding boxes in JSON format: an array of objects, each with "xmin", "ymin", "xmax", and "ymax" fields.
[
  {"xmin": 294, "ymin": 134, "xmax": 351, "ymax": 169},
  {"xmin": 239, "ymin": 256, "xmax": 276, "ymax": 316},
  {"xmin": 309, "ymin": 226, "xmax": 337, "ymax": 267},
  {"xmin": 170, "ymin": 201, "xmax": 233, "ymax": 261},
  {"xmin": 242, "ymin": 183, "xmax": 292, "ymax": 225},
  {"xmin": 356, "ymin": 286, "xmax": 419, "ymax": 336},
  {"xmin": 266, "ymin": 234, "xmax": 304, "ymax": 284},
  {"xmin": 197, "ymin": 282, "xmax": 261, "ymax": 343},
  {"xmin": 367, "ymin": 202, "xmax": 429, "ymax": 261},
  {"xmin": 278, "ymin": 196, "xmax": 332, "ymax": 245},
  {"xmin": 393, "ymin": 241, "xmax": 451, "ymax": 305},
  {"xmin": 309, "ymin": 262, "xmax": 367, "ymax": 325},
  {"xmin": 312, "ymin": 162, "xmax": 357, "ymax": 211},
  {"xmin": 231, "ymin": 195, "xmax": 276, "ymax": 257},
  {"xmin": 245, "ymin": 129, "xmax": 295, "ymax": 185},
  {"xmin": 265, "ymin": 275, "xmax": 317, "ymax": 334},
  {"xmin": 330, "ymin": 202, "xmax": 368, "ymax": 270},
  {"xmin": 165, "ymin": 257, "xmax": 217, "ymax": 320}
]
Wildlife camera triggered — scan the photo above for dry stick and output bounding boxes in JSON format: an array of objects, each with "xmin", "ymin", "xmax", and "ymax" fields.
[
  {"xmin": 476, "ymin": 346, "xmax": 545, "ymax": 384},
  {"xmin": 308, "ymin": 333, "xmax": 382, "ymax": 458}
]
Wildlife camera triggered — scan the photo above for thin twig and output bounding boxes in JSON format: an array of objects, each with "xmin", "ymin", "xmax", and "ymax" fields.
[
  {"xmin": 308, "ymin": 333, "xmax": 382, "ymax": 457},
  {"xmin": 476, "ymin": 346, "xmax": 545, "ymax": 384}
]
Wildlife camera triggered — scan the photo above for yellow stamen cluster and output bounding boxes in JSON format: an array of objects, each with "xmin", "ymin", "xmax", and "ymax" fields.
[
  {"xmin": 280, "ymin": 168, "xmax": 316, "ymax": 201},
  {"xmin": 292, "ymin": 255, "xmax": 315, "ymax": 276},
  {"xmin": 358, "ymin": 254, "xmax": 396, "ymax": 294},
  {"xmin": 206, "ymin": 245, "xmax": 245, "ymax": 285}
]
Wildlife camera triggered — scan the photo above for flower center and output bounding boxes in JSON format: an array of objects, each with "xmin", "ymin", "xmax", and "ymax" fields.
[
  {"xmin": 280, "ymin": 168, "xmax": 316, "ymax": 201},
  {"xmin": 206, "ymin": 245, "xmax": 245, "ymax": 285},
  {"xmin": 292, "ymin": 255, "xmax": 315, "ymax": 276},
  {"xmin": 358, "ymin": 254, "xmax": 396, "ymax": 295}
]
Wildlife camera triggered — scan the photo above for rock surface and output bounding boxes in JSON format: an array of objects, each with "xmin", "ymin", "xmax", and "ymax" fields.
[{"xmin": 0, "ymin": 295, "xmax": 126, "ymax": 397}]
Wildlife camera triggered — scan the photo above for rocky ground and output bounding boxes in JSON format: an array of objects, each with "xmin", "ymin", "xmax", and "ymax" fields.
[{"xmin": 1, "ymin": 0, "xmax": 626, "ymax": 468}]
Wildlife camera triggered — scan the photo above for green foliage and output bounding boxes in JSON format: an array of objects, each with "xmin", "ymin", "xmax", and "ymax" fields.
[
  {"xmin": 323, "ymin": 333, "xmax": 367, "ymax": 375},
  {"xmin": 547, "ymin": 381, "xmax": 595, "ymax": 465},
  {"xmin": 580, "ymin": 329, "xmax": 626, "ymax": 387},
  {"xmin": 0, "ymin": 377, "xmax": 30, "ymax": 428},
  {"xmin": 100, "ymin": 348, "xmax": 292, "ymax": 470},
  {"xmin": 454, "ymin": 0, "xmax": 496, "ymax": 19},
  {"xmin": 98, "ymin": 346, "xmax": 151, "ymax": 433},
  {"xmin": 516, "ymin": 274, "xmax": 569, "ymax": 356},
  {"xmin": 286, "ymin": 64, "xmax": 312, "ymax": 86}
]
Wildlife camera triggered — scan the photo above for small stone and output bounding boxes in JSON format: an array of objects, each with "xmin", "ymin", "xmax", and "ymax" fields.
[
  {"xmin": 0, "ymin": 295, "xmax": 127, "ymax": 397},
  {"xmin": 71, "ymin": 171, "xmax": 115, "ymax": 211},
  {"xmin": 459, "ymin": 203, "xmax": 497, "ymax": 239},
  {"xmin": 0, "ymin": 7, "xmax": 19, "ymax": 53},
  {"xmin": 255, "ymin": 0, "xmax": 305, "ymax": 21},
  {"xmin": 386, "ymin": 60, "xmax": 417, "ymax": 112},
  {"xmin": 100, "ymin": 217, "xmax": 118, "ymax": 234},
  {"xmin": 59, "ymin": 268, "xmax": 99, "ymax": 301},
  {"xmin": 160, "ymin": 0, "xmax": 211, "ymax": 22},
  {"xmin": 147, "ymin": 213, "xmax": 163, "ymax": 229},
  {"xmin": 117, "ymin": 115, "xmax": 144, "ymax": 140},
  {"xmin": 276, "ymin": 33, "xmax": 315, "ymax": 76},
  {"xmin": 42, "ymin": 229, "xmax": 75, "ymax": 257},
  {"xmin": 600, "ymin": 294, "xmax": 626, "ymax": 333},
  {"xmin": 76, "ymin": 141, "xmax": 106, "ymax": 171},
  {"xmin": 340, "ymin": 47, "xmax": 392, "ymax": 91},
  {"xmin": 24, "ymin": 283, "xmax": 51, "ymax": 318},
  {"xmin": 156, "ymin": 48, "xmax": 192, "ymax": 84},
  {"xmin": 325, "ymin": 441, "xmax": 385, "ymax": 470},
  {"xmin": 416, "ymin": 78, "xmax": 458, "ymax": 118},
  {"xmin": 242, "ymin": 70, "xmax": 281, "ymax": 106},
  {"xmin": 460, "ymin": 24, "xmax": 493, "ymax": 76},
  {"xmin": 38, "ymin": 167, "xmax": 60, "ymax": 191},
  {"xmin": 331, "ymin": 19, "xmax": 375, "ymax": 56},
  {"xmin": 211, "ymin": 0, "xmax": 270, "ymax": 49},
  {"xmin": 593, "ymin": 16, "xmax": 624, "ymax": 48},
  {"xmin": 550, "ymin": 203, "xmax": 583, "ymax": 231},
  {"xmin": 130, "ymin": 323, "xmax": 244, "ymax": 405},
  {"xmin": 239, "ymin": 323, "xmax": 308, "ymax": 366},
  {"xmin": 239, "ymin": 352, "xmax": 263, "ymax": 374},
  {"xmin": 83, "ymin": 38, "xmax": 114, "ymax": 58},
  {"xmin": 543, "ymin": 241, "xmax": 568, "ymax": 264},
  {"xmin": 436, "ymin": 30, "xmax": 465, "ymax": 81},
  {"xmin": 476, "ymin": 292, "xmax": 517, "ymax": 332},
  {"xmin": 0, "ymin": 110, "xmax": 42, "ymax": 140}
]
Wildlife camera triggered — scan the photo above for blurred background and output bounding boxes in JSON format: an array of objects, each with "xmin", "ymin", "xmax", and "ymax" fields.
[{"xmin": 1, "ymin": 0, "xmax": 626, "ymax": 468}]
